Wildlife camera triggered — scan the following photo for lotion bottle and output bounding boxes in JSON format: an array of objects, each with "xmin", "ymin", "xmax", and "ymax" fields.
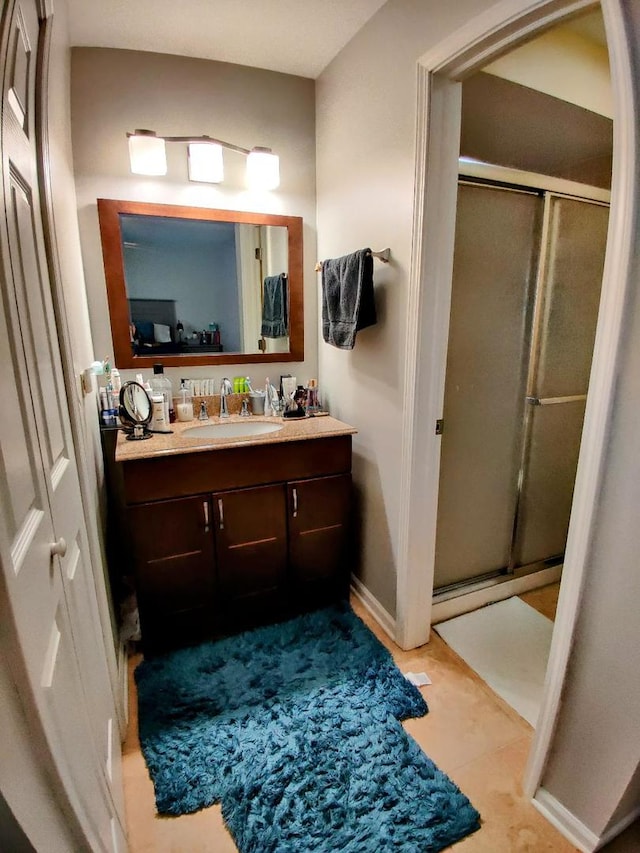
[{"xmin": 150, "ymin": 395, "xmax": 167, "ymax": 432}]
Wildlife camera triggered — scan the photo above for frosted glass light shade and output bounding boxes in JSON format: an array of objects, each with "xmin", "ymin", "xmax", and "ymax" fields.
[
  {"xmin": 246, "ymin": 147, "xmax": 280, "ymax": 190},
  {"xmin": 128, "ymin": 130, "xmax": 167, "ymax": 176},
  {"xmin": 188, "ymin": 142, "xmax": 224, "ymax": 183}
]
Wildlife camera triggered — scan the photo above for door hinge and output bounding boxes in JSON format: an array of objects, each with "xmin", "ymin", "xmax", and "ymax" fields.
[
  {"xmin": 255, "ymin": 247, "xmax": 263, "ymax": 261},
  {"xmin": 435, "ymin": 419, "xmax": 444, "ymax": 436}
]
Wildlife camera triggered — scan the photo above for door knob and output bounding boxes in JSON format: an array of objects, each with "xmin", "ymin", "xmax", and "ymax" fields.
[{"xmin": 50, "ymin": 537, "xmax": 67, "ymax": 558}]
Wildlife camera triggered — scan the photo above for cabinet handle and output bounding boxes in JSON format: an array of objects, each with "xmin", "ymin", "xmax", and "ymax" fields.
[
  {"xmin": 203, "ymin": 501, "xmax": 209, "ymax": 533},
  {"xmin": 218, "ymin": 498, "xmax": 225, "ymax": 530},
  {"xmin": 292, "ymin": 487, "xmax": 298, "ymax": 518}
]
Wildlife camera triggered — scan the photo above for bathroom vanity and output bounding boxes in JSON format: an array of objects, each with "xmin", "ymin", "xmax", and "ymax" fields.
[{"xmin": 112, "ymin": 415, "xmax": 357, "ymax": 654}]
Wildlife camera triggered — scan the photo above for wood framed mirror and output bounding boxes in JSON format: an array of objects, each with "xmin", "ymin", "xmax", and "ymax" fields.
[{"xmin": 97, "ymin": 198, "xmax": 304, "ymax": 369}]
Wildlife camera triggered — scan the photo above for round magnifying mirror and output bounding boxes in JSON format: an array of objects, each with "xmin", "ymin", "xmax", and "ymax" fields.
[{"xmin": 119, "ymin": 381, "xmax": 152, "ymax": 439}]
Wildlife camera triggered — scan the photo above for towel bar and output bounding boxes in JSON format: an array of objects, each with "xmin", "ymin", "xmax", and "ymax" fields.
[{"xmin": 315, "ymin": 248, "xmax": 390, "ymax": 271}]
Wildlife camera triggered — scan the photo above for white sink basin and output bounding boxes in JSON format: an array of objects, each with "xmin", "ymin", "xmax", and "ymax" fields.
[{"xmin": 182, "ymin": 421, "xmax": 283, "ymax": 439}]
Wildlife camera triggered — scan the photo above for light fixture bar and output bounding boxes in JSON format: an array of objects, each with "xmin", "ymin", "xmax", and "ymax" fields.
[
  {"xmin": 127, "ymin": 130, "xmax": 280, "ymax": 188},
  {"xmin": 127, "ymin": 130, "xmax": 251, "ymax": 155}
]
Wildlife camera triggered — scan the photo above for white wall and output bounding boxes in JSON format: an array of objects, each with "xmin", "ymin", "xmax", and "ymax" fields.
[
  {"xmin": 70, "ymin": 47, "xmax": 317, "ymax": 393},
  {"xmin": 316, "ymin": 0, "xmax": 491, "ymax": 616},
  {"xmin": 484, "ymin": 24, "xmax": 612, "ymax": 117}
]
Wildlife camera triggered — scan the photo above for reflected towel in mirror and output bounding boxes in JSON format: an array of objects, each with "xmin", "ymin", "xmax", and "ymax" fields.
[{"xmin": 261, "ymin": 273, "xmax": 288, "ymax": 338}]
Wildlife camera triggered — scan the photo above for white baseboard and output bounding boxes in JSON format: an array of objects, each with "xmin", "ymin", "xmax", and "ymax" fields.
[
  {"xmin": 431, "ymin": 565, "xmax": 562, "ymax": 624},
  {"xmin": 533, "ymin": 787, "xmax": 599, "ymax": 852},
  {"xmin": 350, "ymin": 575, "xmax": 396, "ymax": 641},
  {"xmin": 595, "ymin": 804, "xmax": 640, "ymax": 850}
]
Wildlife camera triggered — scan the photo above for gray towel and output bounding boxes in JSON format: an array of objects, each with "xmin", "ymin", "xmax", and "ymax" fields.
[
  {"xmin": 321, "ymin": 248, "xmax": 376, "ymax": 350},
  {"xmin": 261, "ymin": 273, "xmax": 288, "ymax": 338}
]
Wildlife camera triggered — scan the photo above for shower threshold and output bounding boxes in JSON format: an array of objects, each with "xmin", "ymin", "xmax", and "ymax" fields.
[{"xmin": 431, "ymin": 558, "xmax": 563, "ymax": 625}]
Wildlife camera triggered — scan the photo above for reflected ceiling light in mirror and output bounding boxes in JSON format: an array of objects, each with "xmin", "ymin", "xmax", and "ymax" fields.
[
  {"xmin": 246, "ymin": 147, "xmax": 280, "ymax": 191},
  {"xmin": 128, "ymin": 130, "xmax": 167, "ymax": 176},
  {"xmin": 127, "ymin": 130, "xmax": 279, "ymax": 189},
  {"xmin": 188, "ymin": 142, "xmax": 224, "ymax": 183}
]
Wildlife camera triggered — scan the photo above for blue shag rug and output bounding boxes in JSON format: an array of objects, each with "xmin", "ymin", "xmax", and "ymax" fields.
[{"xmin": 135, "ymin": 602, "xmax": 480, "ymax": 851}]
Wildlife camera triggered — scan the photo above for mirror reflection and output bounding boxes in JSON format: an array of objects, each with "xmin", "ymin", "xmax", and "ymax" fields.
[
  {"xmin": 97, "ymin": 199, "xmax": 304, "ymax": 369},
  {"xmin": 122, "ymin": 214, "xmax": 289, "ymax": 357}
]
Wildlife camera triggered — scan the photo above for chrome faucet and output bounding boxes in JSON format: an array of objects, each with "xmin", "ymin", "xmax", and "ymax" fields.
[
  {"xmin": 198, "ymin": 400, "xmax": 209, "ymax": 420},
  {"xmin": 220, "ymin": 378, "xmax": 232, "ymax": 418}
]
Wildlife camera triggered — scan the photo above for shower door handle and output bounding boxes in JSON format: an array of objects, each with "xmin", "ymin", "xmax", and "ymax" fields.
[{"xmin": 526, "ymin": 394, "xmax": 587, "ymax": 406}]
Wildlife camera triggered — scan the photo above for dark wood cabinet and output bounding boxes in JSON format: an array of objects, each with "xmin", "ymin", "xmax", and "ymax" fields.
[
  {"xmin": 118, "ymin": 435, "xmax": 353, "ymax": 653},
  {"xmin": 288, "ymin": 474, "xmax": 352, "ymax": 606},
  {"xmin": 127, "ymin": 495, "xmax": 216, "ymax": 652},
  {"xmin": 213, "ymin": 484, "xmax": 288, "ymax": 628}
]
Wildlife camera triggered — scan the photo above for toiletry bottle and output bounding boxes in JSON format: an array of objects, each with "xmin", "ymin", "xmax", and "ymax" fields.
[
  {"xmin": 264, "ymin": 377, "xmax": 272, "ymax": 416},
  {"xmin": 151, "ymin": 363, "xmax": 174, "ymax": 424},
  {"xmin": 306, "ymin": 379, "xmax": 319, "ymax": 412},
  {"xmin": 99, "ymin": 387, "xmax": 109, "ymax": 425},
  {"xmin": 269, "ymin": 382, "xmax": 280, "ymax": 417},
  {"xmin": 212, "ymin": 324, "xmax": 221, "ymax": 347},
  {"xmin": 150, "ymin": 395, "xmax": 167, "ymax": 432},
  {"xmin": 176, "ymin": 380, "xmax": 194, "ymax": 422},
  {"xmin": 110, "ymin": 366, "xmax": 121, "ymax": 394}
]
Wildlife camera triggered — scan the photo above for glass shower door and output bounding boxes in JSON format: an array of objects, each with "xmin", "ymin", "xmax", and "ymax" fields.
[
  {"xmin": 511, "ymin": 195, "xmax": 609, "ymax": 568},
  {"xmin": 434, "ymin": 182, "xmax": 609, "ymax": 593},
  {"xmin": 434, "ymin": 182, "xmax": 543, "ymax": 589}
]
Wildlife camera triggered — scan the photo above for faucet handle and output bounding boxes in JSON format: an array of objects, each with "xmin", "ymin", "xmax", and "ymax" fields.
[
  {"xmin": 240, "ymin": 399, "xmax": 250, "ymax": 417},
  {"xmin": 199, "ymin": 400, "xmax": 209, "ymax": 420}
]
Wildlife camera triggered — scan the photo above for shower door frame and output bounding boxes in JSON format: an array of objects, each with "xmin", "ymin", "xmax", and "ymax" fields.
[
  {"xmin": 394, "ymin": 0, "xmax": 634, "ymax": 819},
  {"xmin": 433, "ymin": 166, "xmax": 610, "ymax": 599}
]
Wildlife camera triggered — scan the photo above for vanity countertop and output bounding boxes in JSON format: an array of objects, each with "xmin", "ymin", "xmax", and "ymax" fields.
[{"xmin": 115, "ymin": 414, "xmax": 357, "ymax": 463}]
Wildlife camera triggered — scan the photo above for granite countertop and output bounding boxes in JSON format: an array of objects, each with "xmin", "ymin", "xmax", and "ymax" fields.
[{"xmin": 115, "ymin": 414, "xmax": 357, "ymax": 463}]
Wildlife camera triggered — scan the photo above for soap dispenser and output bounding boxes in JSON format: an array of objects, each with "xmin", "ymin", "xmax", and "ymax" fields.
[{"xmin": 176, "ymin": 380, "xmax": 194, "ymax": 422}]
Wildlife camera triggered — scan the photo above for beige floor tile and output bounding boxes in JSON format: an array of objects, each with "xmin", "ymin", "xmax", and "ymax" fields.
[
  {"xmin": 519, "ymin": 581, "xmax": 561, "ymax": 622},
  {"xmin": 450, "ymin": 738, "xmax": 580, "ymax": 852},
  {"xmin": 353, "ymin": 597, "xmax": 530, "ymax": 772},
  {"xmin": 122, "ymin": 598, "xmax": 571, "ymax": 852}
]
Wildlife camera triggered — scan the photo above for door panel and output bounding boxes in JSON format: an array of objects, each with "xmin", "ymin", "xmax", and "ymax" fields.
[
  {"xmin": 434, "ymin": 183, "xmax": 542, "ymax": 589},
  {"xmin": 288, "ymin": 474, "xmax": 351, "ymax": 599},
  {"xmin": 513, "ymin": 400, "xmax": 586, "ymax": 567},
  {"xmin": 0, "ymin": 0, "xmax": 121, "ymax": 848},
  {"xmin": 128, "ymin": 495, "xmax": 217, "ymax": 650},
  {"xmin": 534, "ymin": 197, "xmax": 609, "ymax": 399},
  {"xmin": 214, "ymin": 484, "xmax": 288, "ymax": 603}
]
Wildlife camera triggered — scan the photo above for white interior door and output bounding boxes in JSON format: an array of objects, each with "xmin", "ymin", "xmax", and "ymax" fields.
[{"xmin": 0, "ymin": 1, "xmax": 123, "ymax": 849}]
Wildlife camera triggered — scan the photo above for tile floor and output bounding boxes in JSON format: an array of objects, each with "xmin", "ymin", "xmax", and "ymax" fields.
[{"xmin": 120, "ymin": 583, "xmax": 602, "ymax": 852}]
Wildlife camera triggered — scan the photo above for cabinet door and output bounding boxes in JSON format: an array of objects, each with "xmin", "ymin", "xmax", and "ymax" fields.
[
  {"xmin": 213, "ymin": 484, "xmax": 288, "ymax": 621},
  {"xmin": 288, "ymin": 474, "xmax": 352, "ymax": 605},
  {"xmin": 128, "ymin": 495, "xmax": 216, "ymax": 652}
]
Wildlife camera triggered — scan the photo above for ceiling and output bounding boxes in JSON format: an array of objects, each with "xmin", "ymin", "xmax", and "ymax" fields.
[{"xmin": 65, "ymin": 0, "xmax": 389, "ymax": 79}]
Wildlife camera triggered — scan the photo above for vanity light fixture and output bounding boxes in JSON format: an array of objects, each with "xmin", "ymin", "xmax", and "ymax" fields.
[{"xmin": 127, "ymin": 129, "xmax": 280, "ymax": 189}]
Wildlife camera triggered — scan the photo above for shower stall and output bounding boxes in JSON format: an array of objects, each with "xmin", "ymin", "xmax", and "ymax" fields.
[{"xmin": 434, "ymin": 169, "xmax": 609, "ymax": 594}]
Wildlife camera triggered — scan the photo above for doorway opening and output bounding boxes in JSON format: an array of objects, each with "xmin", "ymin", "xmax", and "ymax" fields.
[
  {"xmin": 398, "ymin": 0, "xmax": 633, "ymax": 829},
  {"xmin": 429, "ymin": 8, "xmax": 612, "ymax": 733}
]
